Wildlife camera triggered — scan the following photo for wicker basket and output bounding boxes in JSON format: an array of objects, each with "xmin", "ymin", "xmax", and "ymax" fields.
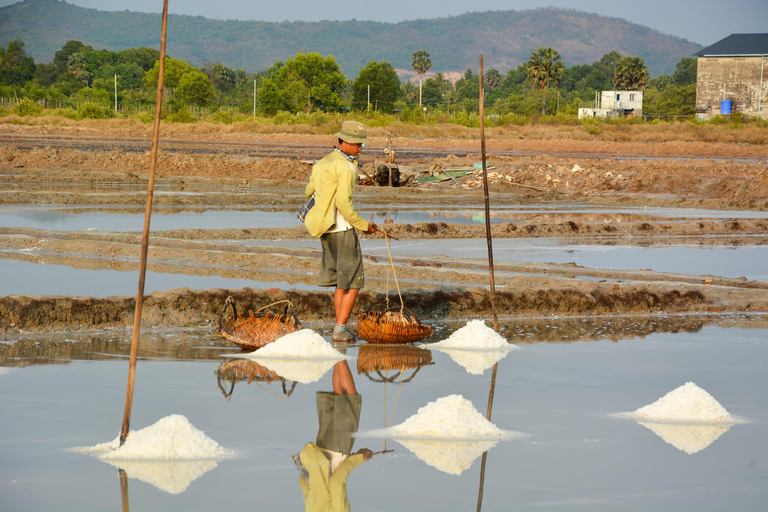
[
  {"xmin": 358, "ymin": 303, "xmax": 432, "ymax": 344},
  {"xmin": 217, "ymin": 296, "xmax": 302, "ymax": 351},
  {"xmin": 214, "ymin": 359, "xmax": 297, "ymax": 400},
  {"xmin": 357, "ymin": 344, "xmax": 433, "ymax": 382}
]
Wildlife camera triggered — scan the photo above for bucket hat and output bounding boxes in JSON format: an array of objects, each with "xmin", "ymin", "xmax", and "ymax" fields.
[{"xmin": 335, "ymin": 120, "xmax": 367, "ymax": 144}]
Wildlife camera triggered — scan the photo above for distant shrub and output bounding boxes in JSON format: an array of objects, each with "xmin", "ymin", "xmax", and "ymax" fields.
[
  {"xmin": 54, "ymin": 107, "xmax": 78, "ymax": 120},
  {"xmin": 77, "ymin": 102, "xmax": 115, "ymax": 120},
  {"xmin": 12, "ymin": 98, "xmax": 43, "ymax": 117},
  {"xmin": 210, "ymin": 109, "xmax": 246, "ymax": 124},
  {"xmin": 129, "ymin": 111, "xmax": 155, "ymax": 124},
  {"xmin": 167, "ymin": 109, "xmax": 197, "ymax": 123}
]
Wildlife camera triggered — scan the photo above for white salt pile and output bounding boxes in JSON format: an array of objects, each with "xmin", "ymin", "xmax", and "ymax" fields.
[
  {"xmin": 638, "ymin": 422, "xmax": 732, "ymax": 455},
  {"xmin": 428, "ymin": 320, "xmax": 517, "ymax": 374},
  {"xmin": 101, "ymin": 459, "xmax": 219, "ymax": 494},
  {"xmin": 359, "ymin": 394, "xmax": 517, "ymax": 440},
  {"xmin": 78, "ymin": 415, "xmax": 234, "ymax": 461},
  {"xmin": 395, "ymin": 439, "xmax": 499, "ymax": 475},
  {"xmin": 251, "ymin": 358, "xmax": 338, "ymax": 384},
  {"xmin": 247, "ymin": 329, "xmax": 349, "ymax": 360},
  {"xmin": 627, "ymin": 382, "xmax": 734, "ymax": 423},
  {"xmin": 430, "ymin": 320, "xmax": 516, "ymax": 351}
]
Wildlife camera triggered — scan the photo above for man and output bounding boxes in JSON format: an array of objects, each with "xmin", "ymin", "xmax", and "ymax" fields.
[{"xmin": 304, "ymin": 120, "xmax": 376, "ymax": 342}]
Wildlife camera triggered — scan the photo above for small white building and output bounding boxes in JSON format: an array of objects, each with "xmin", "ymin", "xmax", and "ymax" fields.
[{"xmin": 579, "ymin": 90, "xmax": 643, "ymax": 118}]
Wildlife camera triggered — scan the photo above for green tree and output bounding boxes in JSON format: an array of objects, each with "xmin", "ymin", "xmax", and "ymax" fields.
[
  {"xmin": 256, "ymin": 78, "xmax": 285, "ymax": 115},
  {"xmin": 597, "ymin": 51, "xmax": 623, "ymax": 86},
  {"xmin": 614, "ymin": 56, "xmax": 649, "ymax": 90},
  {"xmin": 411, "ymin": 50, "xmax": 432, "ymax": 107},
  {"xmin": 421, "ymin": 78, "xmax": 442, "ymax": 108},
  {"xmin": 0, "ymin": 39, "xmax": 36, "ymax": 86},
  {"xmin": 352, "ymin": 60, "xmax": 400, "ymax": 113},
  {"xmin": 647, "ymin": 74, "xmax": 672, "ymax": 92},
  {"xmin": 484, "ymin": 68, "xmax": 502, "ymax": 90},
  {"xmin": 672, "ymin": 57, "xmax": 697, "ymax": 86},
  {"xmin": 177, "ymin": 69, "xmax": 214, "ymax": 106},
  {"xmin": 526, "ymin": 47, "xmax": 564, "ymax": 115},
  {"xmin": 143, "ymin": 58, "xmax": 195, "ymax": 99},
  {"xmin": 266, "ymin": 52, "xmax": 346, "ymax": 113}
]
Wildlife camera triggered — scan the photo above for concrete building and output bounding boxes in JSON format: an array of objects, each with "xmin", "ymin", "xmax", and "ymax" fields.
[
  {"xmin": 695, "ymin": 33, "xmax": 768, "ymax": 120},
  {"xmin": 578, "ymin": 90, "xmax": 643, "ymax": 119}
]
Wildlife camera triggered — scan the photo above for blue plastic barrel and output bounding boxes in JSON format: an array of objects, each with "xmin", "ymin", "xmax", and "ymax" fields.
[{"xmin": 721, "ymin": 99, "xmax": 732, "ymax": 115}]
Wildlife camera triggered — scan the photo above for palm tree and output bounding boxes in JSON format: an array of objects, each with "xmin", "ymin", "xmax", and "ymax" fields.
[
  {"xmin": 526, "ymin": 47, "xmax": 564, "ymax": 115},
  {"xmin": 614, "ymin": 56, "xmax": 650, "ymax": 90},
  {"xmin": 484, "ymin": 68, "xmax": 502, "ymax": 90},
  {"xmin": 411, "ymin": 50, "xmax": 432, "ymax": 107}
]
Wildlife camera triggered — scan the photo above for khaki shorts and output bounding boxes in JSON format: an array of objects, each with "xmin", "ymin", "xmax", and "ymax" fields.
[
  {"xmin": 315, "ymin": 391, "xmax": 362, "ymax": 454},
  {"xmin": 319, "ymin": 229, "xmax": 364, "ymax": 289}
]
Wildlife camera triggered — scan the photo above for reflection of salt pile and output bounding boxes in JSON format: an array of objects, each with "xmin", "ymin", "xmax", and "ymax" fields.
[
  {"xmin": 638, "ymin": 422, "xmax": 733, "ymax": 454},
  {"xmin": 102, "ymin": 459, "xmax": 219, "ymax": 494},
  {"xmin": 617, "ymin": 382, "xmax": 737, "ymax": 455},
  {"xmin": 396, "ymin": 439, "xmax": 499, "ymax": 475},
  {"xmin": 248, "ymin": 358, "xmax": 338, "ymax": 384},
  {"xmin": 429, "ymin": 320, "xmax": 517, "ymax": 375},
  {"xmin": 248, "ymin": 329, "xmax": 349, "ymax": 360},
  {"xmin": 358, "ymin": 395, "xmax": 520, "ymax": 474},
  {"xmin": 630, "ymin": 382, "xmax": 733, "ymax": 423},
  {"xmin": 75, "ymin": 415, "xmax": 233, "ymax": 494}
]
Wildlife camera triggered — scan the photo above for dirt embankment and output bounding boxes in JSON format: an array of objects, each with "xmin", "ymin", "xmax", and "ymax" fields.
[{"xmin": 4, "ymin": 282, "xmax": 766, "ymax": 334}]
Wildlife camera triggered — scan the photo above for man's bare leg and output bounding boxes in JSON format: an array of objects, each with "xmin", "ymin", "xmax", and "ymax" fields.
[{"xmin": 334, "ymin": 288, "xmax": 359, "ymax": 325}]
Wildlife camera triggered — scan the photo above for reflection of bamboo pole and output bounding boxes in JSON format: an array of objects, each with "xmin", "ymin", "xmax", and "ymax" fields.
[
  {"xmin": 120, "ymin": 0, "xmax": 169, "ymax": 446},
  {"xmin": 119, "ymin": 468, "xmax": 130, "ymax": 512},
  {"xmin": 477, "ymin": 54, "xmax": 500, "ymax": 512}
]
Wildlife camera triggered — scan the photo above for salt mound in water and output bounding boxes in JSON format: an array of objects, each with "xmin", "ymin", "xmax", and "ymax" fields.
[
  {"xmin": 631, "ymin": 382, "xmax": 733, "ymax": 423},
  {"xmin": 250, "ymin": 329, "xmax": 348, "ymax": 360},
  {"xmin": 91, "ymin": 415, "xmax": 233, "ymax": 460},
  {"xmin": 430, "ymin": 320, "xmax": 515, "ymax": 351},
  {"xmin": 365, "ymin": 394, "xmax": 511, "ymax": 439}
]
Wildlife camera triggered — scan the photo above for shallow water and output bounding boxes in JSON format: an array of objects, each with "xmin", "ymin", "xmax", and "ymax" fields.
[
  {"xmin": 3, "ymin": 204, "xmax": 768, "ymax": 232},
  {"xmin": 1, "ymin": 320, "xmax": 766, "ymax": 511}
]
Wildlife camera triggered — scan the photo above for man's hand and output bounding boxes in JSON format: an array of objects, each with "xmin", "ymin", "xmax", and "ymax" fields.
[
  {"xmin": 364, "ymin": 221, "xmax": 377, "ymax": 234},
  {"xmin": 356, "ymin": 448, "xmax": 374, "ymax": 461}
]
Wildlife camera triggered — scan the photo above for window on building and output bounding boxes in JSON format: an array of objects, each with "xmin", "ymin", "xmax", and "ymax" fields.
[
  {"xmin": 630, "ymin": 94, "xmax": 635, "ymax": 101},
  {"xmin": 617, "ymin": 94, "xmax": 621, "ymax": 101}
]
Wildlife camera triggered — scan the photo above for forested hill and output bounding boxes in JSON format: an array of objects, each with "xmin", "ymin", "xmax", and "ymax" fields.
[{"xmin": 0, "ymin": 0, "xmax": 702, "ymax": 77}]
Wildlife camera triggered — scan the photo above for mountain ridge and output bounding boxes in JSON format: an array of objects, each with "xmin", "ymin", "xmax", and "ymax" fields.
[{"xmin": 0, "ymin": 0, "xmax": 702, "ymax": 77}]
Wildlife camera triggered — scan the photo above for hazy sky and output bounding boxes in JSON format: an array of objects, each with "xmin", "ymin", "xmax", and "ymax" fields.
[{"xmin": 3, "ymin": 0, "xmax": 767, "ymax": 46}]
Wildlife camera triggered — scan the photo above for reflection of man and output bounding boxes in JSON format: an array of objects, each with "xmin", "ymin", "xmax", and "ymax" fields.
[
  {"xmin": 304, "ymin": 121, "xmax": 376, "ymax": 342},
  {"xmin": 295, "ymin": 361, "xmax": 372, "ymax": 512}
]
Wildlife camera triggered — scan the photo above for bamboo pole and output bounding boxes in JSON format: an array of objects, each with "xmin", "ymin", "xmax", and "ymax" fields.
[
  {"xmin": 120, "ymin": 0, "xmax": 169, "ymax": 446},
  {"xmin": 477, "ymin": 54, "xmax": 501, "ymax": 512}
]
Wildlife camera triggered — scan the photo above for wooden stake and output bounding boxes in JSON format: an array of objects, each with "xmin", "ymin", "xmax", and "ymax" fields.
[
  {"xmin": 120, "ymin": 0, "xmax": 169, "ymax": 446},
  {"xmin": 477, "ymin": 54, "xmax": 500, "ymax": 512}
]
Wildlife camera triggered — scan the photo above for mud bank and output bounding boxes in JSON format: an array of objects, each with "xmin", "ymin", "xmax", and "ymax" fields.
[{"xmin": 3, "ymin": 280, "xmax": 767, "ymax": 333}]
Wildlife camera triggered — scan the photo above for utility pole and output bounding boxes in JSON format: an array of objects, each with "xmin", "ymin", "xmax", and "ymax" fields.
[
  {"xmin": 114, "ymin": 74, "xmax": 118, "ymax": 112},
  {"xmin": 253, "ymin": 79, "xmax": 256, "ymax": 117},
  {"xmin": 367, "ymin": 84, "xmax": 370, "ymax": 113}
]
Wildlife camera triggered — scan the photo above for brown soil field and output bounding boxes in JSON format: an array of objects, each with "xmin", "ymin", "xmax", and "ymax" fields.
[{"xmin": 2, "ymin": 119, "xmax": 768, "ymax": 333}]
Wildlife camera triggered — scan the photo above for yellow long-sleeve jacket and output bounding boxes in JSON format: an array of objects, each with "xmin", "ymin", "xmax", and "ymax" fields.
[
  {"xmin": 304, "ymin": 150, "xmax": 368, "ymax": 237},
  {"xmin": 298, "ymin": 442, "xmax": 365, "ymax": 512}
]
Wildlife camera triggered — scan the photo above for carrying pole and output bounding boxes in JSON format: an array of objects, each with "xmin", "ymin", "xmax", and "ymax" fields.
[
  {"xmin": 477, "ymin": 54, "xmax": 501, "ymax": 512},
  {"xmin": 120, "ymin": 0, "xmax": 169, "ymax": 446}
]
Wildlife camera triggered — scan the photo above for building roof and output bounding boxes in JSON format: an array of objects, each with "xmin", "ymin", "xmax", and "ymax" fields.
[{"xmin": 696, "ymin": 33, "xmax": 768, "ymax": 57}]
